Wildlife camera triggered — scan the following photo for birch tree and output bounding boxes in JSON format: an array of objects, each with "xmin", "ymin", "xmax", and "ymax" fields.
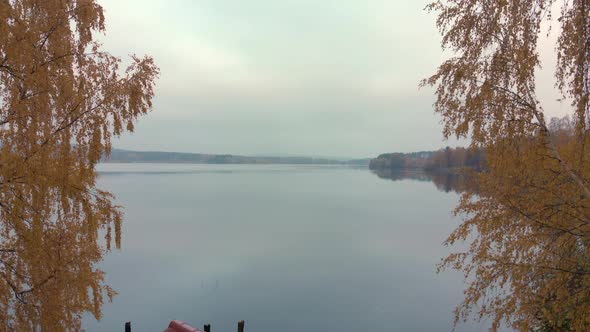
[
  {"xmin": 0, "ymin": 0, "xmax": 158, "ymax": 330},
  {"xmin": 425, "ymin": 0, "xmax": 590, "ymax": 330}
]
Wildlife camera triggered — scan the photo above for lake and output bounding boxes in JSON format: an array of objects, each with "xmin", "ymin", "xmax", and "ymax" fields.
[{"xmin": 84, "ymin": 164, "xmax": 488, "ymax": 332}]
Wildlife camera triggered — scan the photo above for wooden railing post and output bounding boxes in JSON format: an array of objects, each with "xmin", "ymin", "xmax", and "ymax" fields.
[
  {"xmin": 237, "ymin": 320, "xmax": 245, "ymax": 332},
  {"xmin": 125, "ymin": 322, "xmax": 131, "ymax": 332}
]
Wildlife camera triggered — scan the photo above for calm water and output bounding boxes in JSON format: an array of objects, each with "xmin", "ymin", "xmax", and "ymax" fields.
[{"xmin": 84, "ymin": 164, "xmax": 487, "ymax": 332}]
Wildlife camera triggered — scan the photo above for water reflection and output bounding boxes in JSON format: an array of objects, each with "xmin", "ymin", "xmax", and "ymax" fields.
[
  {"xmin": 370, "ymin": 168, "xmax": 476, "ymax": 194},
  {"xmin": 84, "ymin": 164, "xmax": 485, "ymax": 332},
  {"xmin": 1, "ymin": 164, "xmax": 485, "ymax": 332}
]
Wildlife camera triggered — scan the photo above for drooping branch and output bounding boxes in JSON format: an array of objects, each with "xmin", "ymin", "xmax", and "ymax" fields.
[
  {"xmin": 532, "ymin": 107, "xmax": 590, "ymax": 200},
  {"xmin": 488, "ymin": 83, "xmax": 590, "ymax": 200}
]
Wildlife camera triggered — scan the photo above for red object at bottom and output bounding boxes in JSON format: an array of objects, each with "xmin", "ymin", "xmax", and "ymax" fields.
[{"xmin": 164, "ymin": 320, "xmax": 202, "ymax": 332}]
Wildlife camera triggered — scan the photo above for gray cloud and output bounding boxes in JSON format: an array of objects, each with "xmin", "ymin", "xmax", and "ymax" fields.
[{"xmin": 96, "ymin": 0, "xmax": 487, "ymax": 158}]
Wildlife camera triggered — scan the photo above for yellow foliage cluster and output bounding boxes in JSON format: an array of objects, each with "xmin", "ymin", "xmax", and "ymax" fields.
[
  {"xmin": 425, "ymin": 0, "xmax": 590, "ymax": 330},
  {"xmin": 0, "ymin": 0, "xmax": 158, "ymax": 330}
]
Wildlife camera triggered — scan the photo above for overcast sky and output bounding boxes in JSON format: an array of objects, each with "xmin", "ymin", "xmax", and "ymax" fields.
[{"xmin": 96, "ymin": 0, "xmax": 563, "ymax": 158}]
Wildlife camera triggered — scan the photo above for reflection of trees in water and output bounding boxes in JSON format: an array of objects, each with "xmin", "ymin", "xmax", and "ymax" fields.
[
  {"xmin": 371, "ymin": 168, "xmax": 476, "ymax": 194},
  {"xmin": 429, "ymin": 171, "xmax": 477, "ymax": 194}
]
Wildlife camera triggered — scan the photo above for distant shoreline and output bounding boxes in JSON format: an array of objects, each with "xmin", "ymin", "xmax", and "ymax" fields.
[{"xmin": 103, "ymin": 149, "xmax": 371, "ymax": 166}]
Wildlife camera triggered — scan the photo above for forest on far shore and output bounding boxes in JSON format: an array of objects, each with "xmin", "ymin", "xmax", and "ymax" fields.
[
  {"xmin": 370, "ymin": 115, "xmax": 578, "ymax": 173},
  {"xmin": 369, "ymin": 147, "xmax": 486, "ymax": 171}
]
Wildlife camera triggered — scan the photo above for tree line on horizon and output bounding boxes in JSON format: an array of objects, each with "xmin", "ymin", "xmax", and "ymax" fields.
[
  {"xmin": 368, "ymin": 147, "xmax": 486, "ymax": 171},
  {"xmin": 103, "ymin": 148, "xmax": 371, "ymax": 165},
  {"xmin": 370, "ymin": 115, "xmax": 578, "ymax": 174}
]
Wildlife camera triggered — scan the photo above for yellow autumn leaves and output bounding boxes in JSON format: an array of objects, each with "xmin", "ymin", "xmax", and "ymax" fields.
[
  {"xmin": 426, "ymin": 0, "xmax": 590, "ymax": 330},
  {"xmin": 0, "ymin": 1, "xmax": 157, "ymax": 330}
]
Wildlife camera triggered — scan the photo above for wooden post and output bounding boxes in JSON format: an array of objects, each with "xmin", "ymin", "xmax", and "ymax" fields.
[
  {"xmin": 125, "ymin": 322, "xmax": 131, "ymax": 332},
  {"xmin": 237, "ymin": 320, "xmax": 245, "ymax": 332},
  {"xmin": 204, "ymin": 324, "xmax": 211, "ymax": 332}
]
